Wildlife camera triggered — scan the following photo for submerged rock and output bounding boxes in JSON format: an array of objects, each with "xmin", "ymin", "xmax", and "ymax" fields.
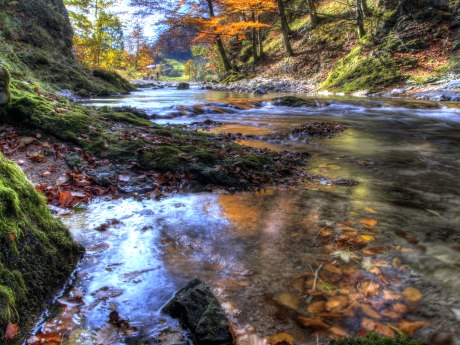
[
  {"xmin": 162, "ymin": 278, "xmax": 234, "ymax": 345},
  {"xmin": 273, "ymin": 96, "xmax": 325, "ymax": 108},
  {"xmin": 291, "ymin": 122, "xmax": 346, "ymax": 138}
]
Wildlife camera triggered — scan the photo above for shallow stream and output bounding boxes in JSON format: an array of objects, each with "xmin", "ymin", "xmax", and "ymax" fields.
[{"xmin": 30, "ymin": 87, "xmax": 460, "ymax": 344}]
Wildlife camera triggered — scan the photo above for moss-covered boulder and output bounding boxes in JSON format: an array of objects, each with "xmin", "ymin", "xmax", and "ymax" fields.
[
  {"xmin": 0, "ymin": 65, "xmax": 10, "ymax": 105},
  {"xmin": 0, "ymin": 154, "xmax": 83, "ymax": 340}
]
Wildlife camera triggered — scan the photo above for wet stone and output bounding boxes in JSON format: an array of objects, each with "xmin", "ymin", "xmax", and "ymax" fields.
[
  {"xmin": 273, "ymin": 96, "xmax": 326, "ymax": 108},
  {"xmin": 177, "ymin": 83, "xmax": 190, "ymax": 90},
  {"xmin": 162, "ymin": 278, "xmax": 233, "ymax": 345}
]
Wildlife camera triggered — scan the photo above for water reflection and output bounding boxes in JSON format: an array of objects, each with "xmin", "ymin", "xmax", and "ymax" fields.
[{"xmin": 31, "ymin": 89, "xmax": 460, "ymax": 344}]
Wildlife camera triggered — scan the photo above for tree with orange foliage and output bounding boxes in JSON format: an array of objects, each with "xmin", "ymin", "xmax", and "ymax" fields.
[
  {"xmin": 223, "ymin": 0, "xmax": 277, "ymax": 61},
  {"xmin": 132, "ymin": 0, "xmax": 234, "ymax": 72}
]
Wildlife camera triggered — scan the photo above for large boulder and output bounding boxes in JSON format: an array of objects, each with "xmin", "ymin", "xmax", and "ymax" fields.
[
  {"xmin": 162, "ymin": 278, "xmax": 234, "ymax": 345},
  {"xmin": 0, "ymin": 65, "xmax": 10, "ymax": 105}
]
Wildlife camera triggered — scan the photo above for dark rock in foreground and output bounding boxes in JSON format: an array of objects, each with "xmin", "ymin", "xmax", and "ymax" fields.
[{"xmin": 162, "ymin": 278, "xmax": 234, "ymax": 345}]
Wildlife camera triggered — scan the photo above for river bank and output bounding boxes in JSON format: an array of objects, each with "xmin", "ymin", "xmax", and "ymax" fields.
[{"xmin": 131, "ymin": 77, "xmax": 460, "ymax": 103}]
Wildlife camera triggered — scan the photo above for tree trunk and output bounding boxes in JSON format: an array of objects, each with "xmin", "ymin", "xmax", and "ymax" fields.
[
  {"xmin": 206, "ymin": 0, "xmax": 233, "ymax": 72},
  {"xmin": 361, "ymin": 0, "xmax": 370, "ymax": 17},
  {"xmin": 251, "ymin": 11, "xmax": 259, "ymax": 62},
  {"xmin": 356, "ymin": 0, "xmax": 366, "ymax": 38},
  {"xmin": 258, "ymin": 28, "xmax": 264, "ymax": 60},
  {"xmin": 276, "ymin": 0, "xmax": 294, "ymax": 56},
  {"xmin": 307, "ymin": 0, "xmax": 318, "ymax": 28}
]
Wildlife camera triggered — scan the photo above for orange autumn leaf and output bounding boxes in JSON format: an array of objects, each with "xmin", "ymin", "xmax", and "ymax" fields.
[
  {"xmin": 360, "ymin": 304, "xmax": 381, "ymax": 319},
  {"xmin": 359, "ymin": 235, "xmax": 375, "ymax": 242},
  {"xmin": 298, "ymin": 316, "xmax": 329, "ymax": 329},
  {"xmin": 402, "ymin": 287, "xmax": 422, "ymax": 302},
  {"xmin": 268, "ymin": 332, "xmax": 294, "ymax": 345},
  {"xmin": 325, "ymin": 295, "xmax": 349, "ymax": 312},
  {"xmin": 4, "ymin": 322, "xmax": 19, "ymax": 341},
  {"xmin": 58, "ymin": 191, "xmax": 73, "ymax": 206},
  {"xmin": 398, "ymin": 320, "xmax": 429, "ymax": 335},
  {"xmin": 307, "ymin": 301, "xmax": 326, "ymax": 315},
  {"xmin": 364, "ymin": 207, "xmax": 377, "ymax": 213},
  {"xmin": 361, "ymin": 318, "xmax": 395, "ymax": 337},
  {"xmin": 382, "ymin": 290, "xmax": 401, "ymax": 301},
  {"xmin": 329, "ymin": 326, "xmax": 350, "ymax": 337},
  {"xmin": 359, "ymin": 280, "xmax": 381, "ymax": 297},
  {"xmin": 360, "ymin": 219, "xmax": 378, "ymax": 228},
  {"xmin": 9, "ymin": 232, "xmax": 15, "ymax": 241}
]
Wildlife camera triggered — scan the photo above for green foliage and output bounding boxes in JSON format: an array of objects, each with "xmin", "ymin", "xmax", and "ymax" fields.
[
  {"xmin": 0, "ymin": 154, "xmax": 83, "ymax": 337},
  {"xmin": 330, "ymin": 333, "xmax": 422, "ymax": 345}
]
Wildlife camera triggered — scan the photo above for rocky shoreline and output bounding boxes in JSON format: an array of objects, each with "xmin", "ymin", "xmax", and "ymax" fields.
[{"xmin": 132, "ymin": 77, "xmax": 460, "ymax": 102}]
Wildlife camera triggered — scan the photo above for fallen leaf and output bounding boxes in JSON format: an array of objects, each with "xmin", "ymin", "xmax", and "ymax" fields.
[
  {"xmin": 326, "ymin": 296, "xmax": 349, "ymax": 312},
  {"xmin": 359, "ymin": 280, "xmax": 381, "ymax": 297},
  {"xmin": 360, "ymin": 235, "xmax": 375, "ymax": 242},
  {"xmin": 277, "ymin": 293, "xmax": 301, "ymax": 310},
  {"xmin": 360, "ymin": 219, "xmax": 378, "ymax": 228},
  {"xmin": 329, "ymin": 326, "xmax": 350, "ymax": 337},
  {"xmin": 398, "ymin": 320, "xmax": 429, "ymax": 335},
  {"xmin": 361, "ymin": 318, "xmax": 395, "ymax": 337},
  {"xmin": 58, "ymin": 191, "xmax": 73, "ymax": 206},
  {"xmin": 364, "ymin": 207, "xmax": 377, "ymax": 213},
  {"xmin": 402, "ymin": 287, "xmax": 422, "ymax": 302},
  {"xmin": 268, "ymin": 332, "xmax": 294, "ymax": 345},
  {"xmin": 298, "ymin": 316, "xmax": 329, "ymax": 329},
  {"xmin": 4, "ymin": 322, "xmax": 19, "ymax": 341},
  {"xmin": 307, "ymin": 301, "xmax": 326, "ymax": 315},
  {"xmin": 393, "ymin": 303, "xmax": 408, "ymax": 314},
  {"xmin": 360, "ymin": 304, "xmax": 381, "ymax": 319},
  {"xmin": 331, "ymin": 249, "xmax": 359, "ymax": 263},
  {"xmin": 383, "ymin": 290, "xmax": 401, "ymax": 301}
]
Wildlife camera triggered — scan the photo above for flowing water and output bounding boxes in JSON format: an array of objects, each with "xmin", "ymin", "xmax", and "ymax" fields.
[{"xmin": 31, "ymin": 87, "xmax": 460, "ymax": 344}]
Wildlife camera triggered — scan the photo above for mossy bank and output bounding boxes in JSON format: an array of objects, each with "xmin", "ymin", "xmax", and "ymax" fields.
[
  {"xmin": 0, "ymin": 0, "xmax": 133, "ymax": 97},
  {"xmin": 0, "ymin": 153, "xmax": 83, "ymax": 341}
]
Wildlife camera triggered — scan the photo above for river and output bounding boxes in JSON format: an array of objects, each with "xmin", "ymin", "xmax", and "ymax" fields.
[{"xmin": 29, "ymin": 87, "xmax": 460, "ymax": 345}]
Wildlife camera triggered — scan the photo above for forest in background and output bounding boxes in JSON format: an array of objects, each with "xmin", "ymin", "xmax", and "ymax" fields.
[{"xmin": 63, "ymin": 0, "xmax": 460, "ymax": 92}]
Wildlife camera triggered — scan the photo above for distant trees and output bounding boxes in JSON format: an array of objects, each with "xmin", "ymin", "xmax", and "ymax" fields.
[
  {"xmin": 65, "ymin": 0, "xmax": 125, "ymax": 68},
  {"xmin": 65, "ymin": 0, "xmax": 155, "ymax": 73},
  {"xmin": 126, "ymin": 0, "xmax": 376, "ymax": 77}
]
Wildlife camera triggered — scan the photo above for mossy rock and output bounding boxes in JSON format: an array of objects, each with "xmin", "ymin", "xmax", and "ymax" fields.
[
  {"xmin": 93, "ymin": 69, "xmax": 133, "ymax": 93},
  {"xmin": 329, "ymin": 333, "xmax": 422, "ymax": 345},
  {"xmin": 319, "ymin": 47, "xmax": 404, "ymax": 93},
  {"xmin": 273, "ymin": 96, "xmax": 323, "ymax": 107},
  {"xmin": 0, "ymin": 153, "xmax": 83, "ymax": 340}
]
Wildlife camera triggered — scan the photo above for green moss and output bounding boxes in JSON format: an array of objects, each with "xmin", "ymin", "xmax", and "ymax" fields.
[
  {"xmin": 221, "ymin": 72, "xmax": 245, "ymax": 84},
  {"xmin": 330, "ymin": 333, "xmax": 422, "ymax": 345},
  {"xmin": 0, "ymin": 154, "xmax": 83, "ymax": 338},
  {"xmin": 319, "ymin": 46, "xmax": 404, "ymax": 93}
]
